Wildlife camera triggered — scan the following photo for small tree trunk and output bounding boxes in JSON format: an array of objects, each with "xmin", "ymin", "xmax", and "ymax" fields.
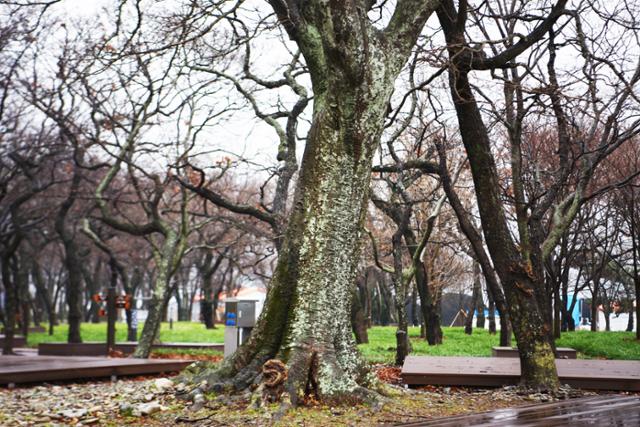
[
  {"xmin": 499, "ymin": 316, "xmax": 511, "ymax": 346},
  {"xmin": 410, "ymin": 287, "xmax": 419, "ymax": 327},
  {"xmin": 395, "ymin": 330, "xmax": 409, "ymax": 366},
  {"xmin": 426, "ymin": 307, "xmax": 443, "ymax": 345},
  {"xmin": 351, "ymin": 287, "xmax": 369, "ymax": 344},
  {"xmin": 553, "ymin": 280, "xmax": 561, "ymax": 339},
  {"xmin": 31, "ymin": 298, "xmax": 42, "ymax": 327},
  {"xmin": 133, "ymin": 231, "xmax": 182, "ymax": 358},
  {"xmin": 2, "ymin": 256, "xmax": 17, "ymax": 355},
  {"xmin": 201, "ymin": 298, "xmax": 214, "ymax": 329},
  {"xmin": 590, "ymin": 296, "xmax": 599, "ymax": 332},
  {"xmin": 65, "ymin": 256, "xmax": 84, "ymax": 344},
  {"xmin": 476, "ymin": 299, "xmax": 486, "ymax": 329},
  {"xmin": 125, "ymin": 304, "xmax": 138, "ymax": 341},
  {"xmin": 395, "ymin": 305, "xmax": 410, "ymax": 366},
  {"xmin": 465, "ymin": 275, "xmax": 479, "ymax": 335},
  {"xmin": 32, "ymin": 263, "xmax": 55, "ymax": 335},
  {"xmin": 488, "ymin": 299, "xmax": 496, "ymax": 334},
  {"xmin": 17, "ymin": 254, "xmax": 30, "ymax": 338}
]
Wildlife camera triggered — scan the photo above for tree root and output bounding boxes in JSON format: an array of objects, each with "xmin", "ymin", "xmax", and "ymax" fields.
[{"xmin": 176, "ymin": 354, "xmax": 387, "ymax": 414}]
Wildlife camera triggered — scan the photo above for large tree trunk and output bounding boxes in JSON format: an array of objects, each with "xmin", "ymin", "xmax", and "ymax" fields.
[
  {"xmin": 437, "ymin": 4, "xmax": 559, "ymax": 390},
  {"xmin": 195, "ymin": 56, "xmax": 405, "ymax": 404},
  {"xmin": 187, "ymin": 0, "xmax": 440, "ymax": 404}
]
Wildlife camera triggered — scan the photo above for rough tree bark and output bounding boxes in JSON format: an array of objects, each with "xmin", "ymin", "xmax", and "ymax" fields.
[{"xmin": 190, "ymin": 0, "xmax": 441, "ymax": 404}]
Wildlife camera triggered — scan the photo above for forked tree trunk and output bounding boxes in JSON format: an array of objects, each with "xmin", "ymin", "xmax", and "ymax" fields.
[{"xmin": 438, "ymin": 3, "xmax": 559, "ymax": 390}]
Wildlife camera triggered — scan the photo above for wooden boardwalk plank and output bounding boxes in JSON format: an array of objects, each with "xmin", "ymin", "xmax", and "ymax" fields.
[
  {"xmin": 401, "ymin": 356, "xmax": 640, "ymax": 391},
  {"xmin": 38, "ymin": 341, "xmax": 223, "ymax": 356},
  {"xmin": 0, "ymin": 336, "xmax": 26, "ymax": 347},
  {"xmin": 491, "ymin": 346, "xmax": 577, "ymax": 359},
  {"xmin": 0, "ymin": 355, "xmax": 193, "ymax": 384},
  {"xmin": 394, "ymin": 395, "xmax": 640, "ymax": 426}
]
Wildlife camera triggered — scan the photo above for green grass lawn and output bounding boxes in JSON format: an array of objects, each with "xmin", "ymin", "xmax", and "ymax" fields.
[
  {"xmin": 556, "ymin": 330, "xmax": 640, "ymax": 360},
  {"xmin": 358, "ymin": 326, "xmax": 640, "ymax": 363},
  {"xmin": 26, "ymin": 322, "xmax": 639, "ymax": 363},
  {"xmin": 26, "ymin": 321, "xmax": 225, "ymax": 348}
]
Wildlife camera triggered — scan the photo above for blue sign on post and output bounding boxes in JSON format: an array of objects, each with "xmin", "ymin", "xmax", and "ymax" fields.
[{"xmin": 226, "ymin": 312, "xmax": 237, "ymax": 326}]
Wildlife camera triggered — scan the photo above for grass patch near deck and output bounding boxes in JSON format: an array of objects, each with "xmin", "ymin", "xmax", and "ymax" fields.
[
  {"xmin": 26, "ymin": 321, "xmax": 225, "ymax": 348},
  {"xmin": 358, "ymin": 326, "xmax": 640, "ymax": 363},
  {"xmin": 25, "ymin": 322, "xmax": 639, "ymax": 362}
]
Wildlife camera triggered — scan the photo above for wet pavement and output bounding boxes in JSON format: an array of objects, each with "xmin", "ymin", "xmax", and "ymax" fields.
[{"xmin": 395, "ymin": 395, "xmax": 640, "ymax": 426}]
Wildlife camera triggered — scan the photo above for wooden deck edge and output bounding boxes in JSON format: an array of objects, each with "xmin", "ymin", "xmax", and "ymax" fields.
[
  {"xmin": 401, "ymin": 373, "xmax": 640, "ymax": 391},
  {"xmin": 38, "ymin": 342, "xmax": 223, "ymax": 356},
  {"xmin": 0, "ymin": 360, "xmax": 194, "ymax": 384}
]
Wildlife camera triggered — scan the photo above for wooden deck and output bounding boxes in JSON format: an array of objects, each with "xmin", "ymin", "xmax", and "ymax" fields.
[
  {"xmin": 0, "ymin": 335, "xmax": 26, "ymax": 347},
  {"xmin": 394, "ymin": 395, "xmax": 640, "ymax": 426},
  {"xmin": 0, "ymin": 355, "xmax": 193, "ymax": 385},
  {"xmin": 401, "ymin": 356, "xmax": 640, "ymax": 391},
  {"xmin": 38, "ymin": 341, "xmax": 223, "ymax": 356},
  {"xmin": 492, "ymin": 346, "xmax": 577, "ymax": 359}
]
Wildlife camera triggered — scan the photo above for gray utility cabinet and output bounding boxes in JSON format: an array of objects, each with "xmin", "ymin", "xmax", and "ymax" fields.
[{"xmin": 224, "ymin": 299, "xmax": 258, "ymax": 357}]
